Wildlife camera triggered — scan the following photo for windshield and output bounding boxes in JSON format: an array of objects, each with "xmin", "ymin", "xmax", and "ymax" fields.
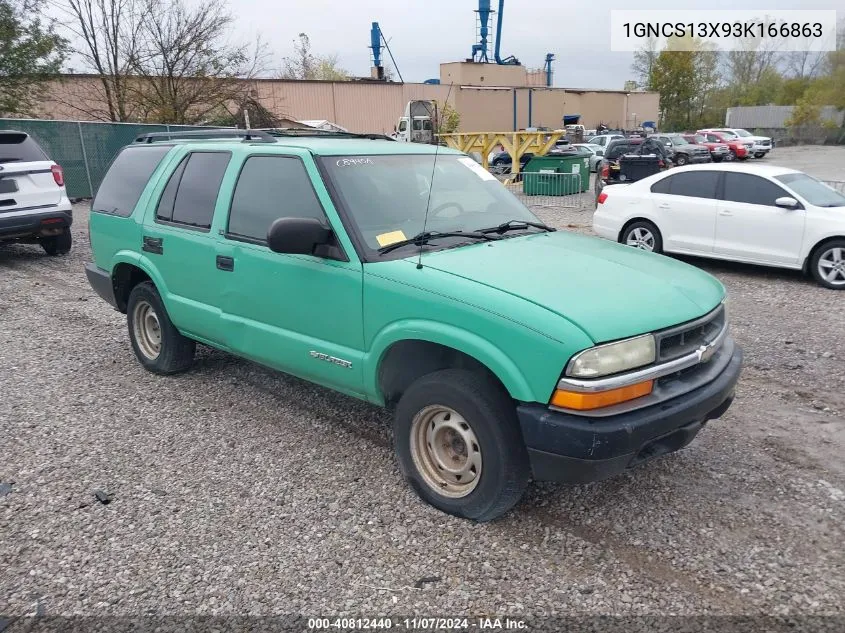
[
  {"xmin": 733, "ymin": 129, "xmax": 752, "ymax": 137},
  {"xmin": 775, "ymin": 173, "xmax": 845, "ymax": 208},
  {"xmin": 692, "ymin": 134, "xmax": 707, "ymax": 143},
  {"xmin": 322, "ymin": 154, "xmax": 542, "ymax": 256},
  {"xmin": 668, "ymin": 136, "xmax": 689, "ymax": 145}
]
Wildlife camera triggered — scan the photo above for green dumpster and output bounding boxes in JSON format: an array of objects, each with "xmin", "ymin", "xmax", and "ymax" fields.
[{"xmin": 521, "ymin": 153, "xmax": 590, "ymax": 196}]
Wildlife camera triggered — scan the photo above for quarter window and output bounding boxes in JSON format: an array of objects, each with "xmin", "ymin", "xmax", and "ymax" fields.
[
  {"xmin": 227, "ymin": 156, "xmax": 326, "ymax": 242},
  {"xmin": 723, "ymin": 172, "xmax": 789, "ymax": 206},
  {"xmin": 93, "ymin": 145, "xmax": 171, "ymax": 217}
]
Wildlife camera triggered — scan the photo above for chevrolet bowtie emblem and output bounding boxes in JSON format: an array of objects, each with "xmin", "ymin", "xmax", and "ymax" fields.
[{"xmin": 697, "ymin": 344, "xmax": 716, "ymax": 363}]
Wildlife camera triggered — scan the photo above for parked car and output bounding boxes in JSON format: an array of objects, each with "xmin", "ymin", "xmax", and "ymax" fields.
[
  {"xmin": 650, "ymin": 133, "xmax": 712, "ymax": 166},
  {"xmin": 697, "ymin": 130, "xmax": 752, "ymax": 161},
  {"xmin": 490, "ymin": 150, "xmax": 533, "ymax": 172},
  {"xmin": 593, "ymin": 163, "xmax": 845, "ymax": 289},
  {"xmin": 85, "ymin": 129, "xmax": 742, "ymax": 521},
  {"xmin": 0, "ymin": 131, "xmax": 72, "ymax": 255},
  {"xmin": 586, "ymin": 134, "xmax": 625, "ymax": 148},
  {"xmin": 594, "ymin": 137, "xmax": 670, "ymax": 202},
  {"xmin": 682, "ymin": 133, "xmax": 731, "ymax": 162},
  {"xmin": 701, "ymin": 128, "xmax": 771, "ymax": 158},
  {"xmin": 572, "ymin": 143, "xmax": 605, "ymax": 172}
]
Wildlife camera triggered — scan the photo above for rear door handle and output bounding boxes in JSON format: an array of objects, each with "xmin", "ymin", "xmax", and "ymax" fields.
[
  {"xmin": 216, "ymin": 255, "xmax": 234, "ymax": 272},
  {"xmin": 142, "ymin": 236, "xmax": 163, "ymax": 254}
]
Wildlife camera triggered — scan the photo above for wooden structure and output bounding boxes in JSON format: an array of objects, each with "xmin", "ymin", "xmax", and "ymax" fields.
[{"xmin": 437, "ymin": 130, "xmax": 565, "ymax": 174}]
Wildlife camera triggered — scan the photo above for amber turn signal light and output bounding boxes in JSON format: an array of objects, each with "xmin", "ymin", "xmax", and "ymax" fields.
[{"xmin": 550, "ymin": 380, "xmax": 654, "ymax": 411}]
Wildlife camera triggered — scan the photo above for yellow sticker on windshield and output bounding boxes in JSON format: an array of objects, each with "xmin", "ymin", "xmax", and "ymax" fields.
[{"xmin": 376, "ymin": 230, "xmax": 407, "ymax": 247}]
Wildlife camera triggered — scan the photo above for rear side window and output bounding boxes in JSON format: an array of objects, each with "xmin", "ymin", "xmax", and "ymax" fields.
[
  {"xmin": 723, "ymin": 173, "xmax": 788, "ymax": 206},
  {"xmin": 0, "ymin": 133, "xmax": 48, "ymax": 162},
  {"xmin": 652, "ymin": 172, "xmax": 719, "ymax": 199},
  {"xmin": 227, "ymin": 156, "xmax": 325, "ymax": 242},
  {"xmin": 92, "ymin": 145, "xmax": 172, "ymax": 216},
  {"xmin": 156, "ymin": 152, "xmax": 230, "ymax": 229},
  {"xmin": 606, "ymin": 142, "xmax": 631, "ymax": 159}
]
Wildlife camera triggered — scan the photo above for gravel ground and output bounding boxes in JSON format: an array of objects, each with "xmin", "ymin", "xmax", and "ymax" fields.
[{"xmin": 1, "ymin": 146, "xmax": 844, "ymax": 625}]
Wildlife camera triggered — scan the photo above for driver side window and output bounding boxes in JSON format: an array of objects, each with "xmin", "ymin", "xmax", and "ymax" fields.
[
  {"xmin": 226, "ymin": 156, "xmax": 327, "ymax": 244},
  {"xmin": 398, "ymin": 120, "xmax": 407, "ymax": 132}
]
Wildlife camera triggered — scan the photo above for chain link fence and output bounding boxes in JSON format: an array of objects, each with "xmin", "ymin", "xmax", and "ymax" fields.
[
  {"xmin": 501, "ymin": 172, "xmax": 590, "ymax": 211},
  {"xmin": 0, "ymin": 119, "xmax": 231, "ymax": 199}
]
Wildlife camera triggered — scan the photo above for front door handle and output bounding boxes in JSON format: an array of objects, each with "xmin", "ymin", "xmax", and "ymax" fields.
[
  {"xmin": 658, "ymin": 203, "xmax": 670, "ymax": 209},
  {"xmin": 142, "ymin": 236, "xmax": 163, "ymax": 254},
  {"xmin": 718, "ymin": 210, "xmax": 733, "ymax": 216},
  {"xmin": 216, "ymin": 255, "xmax": 234, "ymax": 272}
]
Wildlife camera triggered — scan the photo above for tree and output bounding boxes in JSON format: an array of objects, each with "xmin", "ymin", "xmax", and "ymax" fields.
[
  {"xmin": 630, "ymin": 37, "xmax": 659, "ymax": 90},
  {"xmin": 436, "ymin": 100, "xmax": 460, "ymax": 134},
  {"xmin": 280, "ymin": 32, "xmax": 348, "ymax": 80},
  {"xmin": 0, "ymin": 0, "xmax": 66, "ymax": 116},
  {"xmin": 128, "ymin": 0, "xmax": 267, "ymax": 124},
  {"xmin": 60, "ymin": 0, "xmax": 146, "ymax": 121}
]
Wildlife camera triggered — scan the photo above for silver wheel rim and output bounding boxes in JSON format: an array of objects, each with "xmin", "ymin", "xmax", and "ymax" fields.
[
  {"xmin": 626, "ymin": 227, "xmax": 656, "ymax": 251},
  {"xmin": 818, "ymin": 247, "xmax": 845, "ymax": 287},
  {"xmin": 132, "ymin": 300, "xmax": 162, "ymax": 359},
  {"xmin": 410, "ymin": 405, "xmax": 482, "ymax": 498}
]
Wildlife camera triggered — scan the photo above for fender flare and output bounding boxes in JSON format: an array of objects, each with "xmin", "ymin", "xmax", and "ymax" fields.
[{"xmin": 364, "ymin": 319, "xmax": 535, "ymax": 404}]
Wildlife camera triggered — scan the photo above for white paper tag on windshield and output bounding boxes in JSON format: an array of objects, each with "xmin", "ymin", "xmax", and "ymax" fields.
[{"xmin": 458, "ymin": 157, "xmax": 497, "ymax": 181}]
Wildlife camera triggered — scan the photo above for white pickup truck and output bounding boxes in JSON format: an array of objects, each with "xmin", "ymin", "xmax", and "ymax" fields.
[{"xmin": 702, "ymin": 128, "xmax": 773, "ymax": 159}]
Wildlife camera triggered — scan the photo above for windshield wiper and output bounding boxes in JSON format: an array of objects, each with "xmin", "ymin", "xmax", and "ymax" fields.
[
  {"xmin": 377, "ymin": 230, "xmax": 499, "ymax": 255},
  {"xmin": 478, "ymin": 219, "xmax": 556, "ymax": 235}
]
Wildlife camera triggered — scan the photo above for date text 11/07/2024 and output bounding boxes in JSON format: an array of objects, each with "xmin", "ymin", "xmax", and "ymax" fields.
[{"xmin": 307, "ymin": 617, "xmax": 528, "ymax": 630}]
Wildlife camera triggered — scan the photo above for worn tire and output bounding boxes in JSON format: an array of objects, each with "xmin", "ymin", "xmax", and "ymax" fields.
[
  {"xmin": 393, "ymin": 369, "xmax": 530, "ymax": 522},
  {"xmin": 809, "ymin": 239, "xmax": 845, "ymax": 290},
  {"xmin": 621, "ymin": 220, "xmax": 663, "ymax": 254},
  {"xmin": 41, "ymin": 228, "xmax": 72, "ymax": 256},
  {"xmin": 127, "ymin": 281, "xmax": 195, "ymax": 374}
]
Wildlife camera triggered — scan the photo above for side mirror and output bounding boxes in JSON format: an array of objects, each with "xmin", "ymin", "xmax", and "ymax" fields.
[
  {"xmin": 267, "ymin": 217, "xmax": 332, "ymax": 255},
  {"xmin": 775, "ymin": 196, "xmax": 800, "ymax": 210}
]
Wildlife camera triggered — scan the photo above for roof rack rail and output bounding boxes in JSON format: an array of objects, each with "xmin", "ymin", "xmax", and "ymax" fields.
[
  {"xmin": 254, "ymin": 128, "xmax": 396, "ymax": 141},
  {"xmin": 133, "ymin": 129, "xmax": 276, "ymax": 144}
]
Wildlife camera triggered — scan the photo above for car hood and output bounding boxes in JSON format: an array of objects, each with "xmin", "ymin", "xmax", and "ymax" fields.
[
  {"xmin": 681, "ymin": 143, "xmax": 712, "ymax": 152},
  {"xmin": 387, "ymin": 231, "xmax": 725, "ymax": 343}
]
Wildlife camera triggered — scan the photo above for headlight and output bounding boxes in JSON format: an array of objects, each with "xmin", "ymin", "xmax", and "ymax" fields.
[{"xmin": 566, "ymin": 334, "xmax": 656, "ymax": 378}]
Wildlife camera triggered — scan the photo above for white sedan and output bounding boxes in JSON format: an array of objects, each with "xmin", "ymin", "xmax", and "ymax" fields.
[{"xmin": 592, "ymin": 164, "xmax": 845, "ymax": 289}]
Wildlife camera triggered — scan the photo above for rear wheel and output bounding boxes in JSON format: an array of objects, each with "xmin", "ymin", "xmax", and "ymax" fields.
[
  {"xmin": 393, "ymin": 369, "xmax": 530, "ymax": 522},
  {"xmin": 41, "ymin": 228, "xmax": 72, "ymax": 255},
  {"xmin": 810, "ymin": 240, "xmax": 845, "ymax": 290},
  {"xmin": 754, "ymin": 152, "xmax": 766, "ymax": 159},
  {"xmin": 712, "ymin": 156, "xmax": 723, "ymax": 163},
  {"xmin": 127, "ymin": 281, "xmax": 196, "ymax": 374},
  {"xmin": 622, "ymin": 220, "xmax": 663, "ymax": 254}
]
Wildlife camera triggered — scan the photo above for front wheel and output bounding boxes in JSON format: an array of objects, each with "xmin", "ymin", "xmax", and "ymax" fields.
[
  {"xmin": 394, "ymin": 369, "xmax": 530, "ymax": 522},
  {"xmin": 754, "ymin": 152, "xmax": 766, "ymax": 158},
  {"xmin": 674, "ymin": 154, "xmax": 688, "ymax": 166},
  {"xmin": 622, "ymin": 220, "xmax": 663, "ymax": 254},
  {"xmin": 127, "ymin": 281, "xmax": 196, "ymax": 374},
  {"xmin": 811, "ymin": 240, "xmax": 845, "ymax": 290}
]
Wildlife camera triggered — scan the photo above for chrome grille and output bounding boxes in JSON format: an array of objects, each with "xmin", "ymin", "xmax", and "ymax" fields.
[{"xmin": 655, "ymin": 305, "xmax": 726, "ymax": 363}]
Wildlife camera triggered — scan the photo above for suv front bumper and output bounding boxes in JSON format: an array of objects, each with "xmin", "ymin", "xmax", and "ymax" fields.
[{"xmin": 516, "ymin": 345, "xmax": 742, "ymax": 483}]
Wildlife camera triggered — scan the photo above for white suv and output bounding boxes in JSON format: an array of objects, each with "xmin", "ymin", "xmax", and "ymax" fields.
[
  {"xmin": 0, "ymin": 131, "xmax": 72, "ymax": 255},
  {"xmin": 701, "ymin": 128, "xmax": 772, "ymax": 158}
]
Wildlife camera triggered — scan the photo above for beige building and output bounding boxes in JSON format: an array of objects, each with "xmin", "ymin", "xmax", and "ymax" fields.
[{"xmin": 36, "ymin": 62, "xmax": 659, "ymax": 135}]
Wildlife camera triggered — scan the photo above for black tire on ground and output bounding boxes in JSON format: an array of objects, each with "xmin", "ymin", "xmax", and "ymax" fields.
[
  {"xmin": 674, "ymin": 154, "xmax": 688, "ymax": 166},
  {"xmin": 712, "ymin": 156, "xmax": 723, "ymax": 163},
  {"xmin": 737, "ymin": 155, "xmax": 748, "ymax": 161},
  {"xmin": 393, "ymin": 369, "xmax": 530, "ymax": 522},
  {"xmin": 126, "ymin": 281, "xmax": 196, "ymax": 374},
  {"xmin": 621, "ymin": 219, "xmax": 664, "ymax": 254},
  {"xmin": 724, "ymin": 152, "xmax": 735, "ymax": 162},
  {"xmin": 41, "ymin": 228, "xmax": 72, "ymax": 255},
  {"xmin": 754, "ymin": 152, "xmax": 766, "ymax": 158},
  {"xmin": 809, "ymin": 239, "xmax": 845, "ymax": 290}
]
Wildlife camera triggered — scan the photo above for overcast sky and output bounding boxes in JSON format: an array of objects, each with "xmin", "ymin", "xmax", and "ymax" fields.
[{"xmin": 235, "ymin": 0, "xmax": 844, "ymax": 89}]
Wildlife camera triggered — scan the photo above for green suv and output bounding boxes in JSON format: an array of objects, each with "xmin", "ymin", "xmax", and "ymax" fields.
[{"xmin": 85, "ymin": 129, "xmax": 742, "ymax": 521}]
